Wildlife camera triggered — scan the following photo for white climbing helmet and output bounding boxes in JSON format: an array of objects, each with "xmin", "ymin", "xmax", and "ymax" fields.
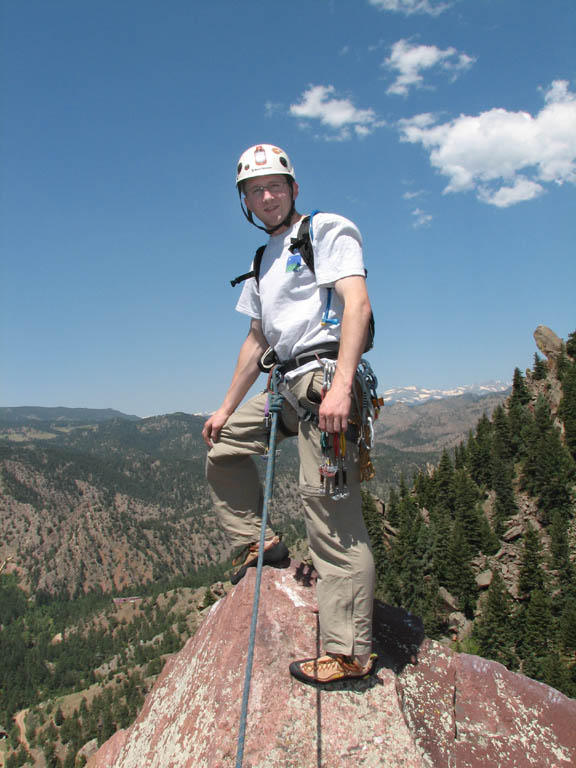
[{"xmin": 236, "ymin": 144, "xmax": 295, "ymax": 188}]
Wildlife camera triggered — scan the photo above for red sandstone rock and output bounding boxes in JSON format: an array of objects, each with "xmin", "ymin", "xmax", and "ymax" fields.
[{"xmin": 87, "ymin": 562, "xmax": 576, "ymax": 768}]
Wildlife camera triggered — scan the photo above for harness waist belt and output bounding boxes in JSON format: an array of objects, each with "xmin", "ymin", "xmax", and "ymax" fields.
[{"xmin": 278, "ymin": 343, "xmax": 340, "ymax": 375}]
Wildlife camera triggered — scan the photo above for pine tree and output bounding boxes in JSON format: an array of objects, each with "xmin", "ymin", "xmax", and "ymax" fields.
[
  {"xmin": 519, "ymin": 589, "xmax": 554, "ymax": 681},
  {"xmin": 518, "ymin": 526, "xmax": 545, "ymax": 598},
  {"xmin": 444, "ymin": 521, "xmax": 477, "ymax": 618},
  {"xmin": 397, "ymin": 509, "xmax": 429, "ymax": 617},
  {"xmin": 492, "ymin": 405, "xmax": 514, "ymax": 463},
  {"xmin": 532, "ymin": 353, "xmax": 548, "ymax": 380},
  {"xmin": 386, "ymin": 487, "xmax": 401, "ymax": 527},
  {"xmin": 558, "ymin": 362, "xmax": 576, "ymax": 460},
  {"xmin": 432, "ymin": 450, "xmax": 455, "ymax": 511},
  {"xmin": 558, "ymin": 598, "xmax": 576, "ymax": 654},
  {"xmin": 510, "ymin": 367, "xmax": 531, "ymax": 407},
  {"xmin": 428, "ymin": 505, "xmax": 453, "ymax": 585},
  {"xmin": 452, "ymin": 468, "xmax": 494, "ymax": 555},
  {"xmin": 566, "ymin": 329, "xmax": 576, "ymax": 360},
  {"xmin": 491, "ymin": 457, "xmax": 517, "ymax": 535},
  {"xmin": 467, "ymin": 414, "xmax": 493, "ymax": 487},
  {"xmin": 361, "ymin": 491, "xmax": 389, "ymax": 595},
  {"xmin": 521, "ymin": 397, "xmax": 574, "ymax": 521},
  {"xmin": 473, "ymin": 570, "xmax": 516, "ymax": 668}
]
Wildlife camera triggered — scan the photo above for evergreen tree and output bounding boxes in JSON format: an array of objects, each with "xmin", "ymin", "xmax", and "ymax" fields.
[
  {"xmin": 386, "ymin": 487, "xmax": 401, "ymax": 527},
  {"xmin": 558, "ymin": 362, "xmax": 576, "ymax": 461},
  {"xmin": 452, "ymin": 468, "xmax": 495, "ymax": 555},
  {"xmin": 397, "ymin": 509, "xmax": 429, "ymax": 617},
  {"xmin": 454, "ymin": 441, "xmax": 468, "ymax": 470},
  {"xmin": 566, "ymin": 329, "xmax": 576, "ymax": 360},
  {"xmin": 548, "ymin": 510, "xmax": 574, "ymax": 586},
  {"xmin": 421, "ymin": 576, "xmax": 447, "ymax": 639},
  {"xmin": 510, "ymin": 367, "xmax": 531, "ymax": 407},
  {"xmin": 531, "ymin": 353, "xmax": 548, "ymax": 380},
  {"xmin": 473, "ymin": 571, "xmax": 516, "ymax": 668},
  {"xmin": 517, "ymin": 526, "xmax": 545, "ymax": 599},
  {"xmin": 444, "ymin": 521, "xmax": 477, "ymax": 618},
  {"xmin": 521, "ymin": 397, "xmax": 574, "ymax": 521},
  {"xmin": 428, "ymin": 505, "xmax": 453, "ymax": 585},
  {"xmin": 491, "ymin": 405, "xmax": 513, "ymax": 464},
  {"xmin": 432, "ymin": 450, "xmax": 455, "ymax": 511},
  {"xmin": 558, "ymin": 598, "xmax": 576, "ymax": 654},
  {"xmin": 361, "ymin": 491, "xmax": 389, "ymax": 595},
  {"xmin": 467, "ymin": 414, "xmax": 493, "ymax": 487},
  {"xmin": 491, "ymin": 457, "xmax": 517, "ymax": 535},
  {"xmin": 519, "ymin": 589, "xmax": 554, "ymax": 681}
]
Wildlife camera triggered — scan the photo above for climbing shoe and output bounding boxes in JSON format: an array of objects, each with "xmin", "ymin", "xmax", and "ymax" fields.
[
  {"xmin": 289, "ymin": 653, "xmax": 377, "ymax": 685},
  {"xmin": 230, "ymin": 534, "xmax": 289, "ymax": 585}
]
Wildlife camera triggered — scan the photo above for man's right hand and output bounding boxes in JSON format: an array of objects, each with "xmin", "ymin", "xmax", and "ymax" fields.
[{"xmin": 202, "ymin": 408, "xmax": 232, "ymax": 447}]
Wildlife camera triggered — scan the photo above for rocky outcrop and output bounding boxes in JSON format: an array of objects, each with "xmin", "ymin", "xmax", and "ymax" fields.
[
  {"xmin": 534, "ymin": 325, "xmax": 565, "ymax": 370},
  {"xmin": 87, "ymin": 562, "xmax": 576, "ymax": 768}
]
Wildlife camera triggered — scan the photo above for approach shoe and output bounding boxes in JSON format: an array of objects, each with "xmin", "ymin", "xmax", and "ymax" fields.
[
  {"xmin": 289, "ymin": 653, "xmax": 377, "ymax": 685},
  {"xmin": 230, "ymin": 534, "xmax": 289, "ymax": 585}
]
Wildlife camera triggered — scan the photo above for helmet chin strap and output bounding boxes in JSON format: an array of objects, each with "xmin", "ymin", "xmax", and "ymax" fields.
[{"xmin": 239, "ymin": 180, "xmax": 296, "ymax": 235}]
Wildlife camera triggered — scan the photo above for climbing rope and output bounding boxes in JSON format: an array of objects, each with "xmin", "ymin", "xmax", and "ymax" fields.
[{"xmin": 235, "ymin": 367, "xmax": 284, "ymax": 768}]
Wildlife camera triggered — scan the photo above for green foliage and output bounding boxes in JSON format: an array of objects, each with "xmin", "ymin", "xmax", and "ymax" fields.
[
  {"xmin": 472, "ymin": 571, "xmax": 517, "ymax": 668},
  {"xmin": 532, "ymin": 353, "xmax": 548, "ymax": 381},
  {"xmin": 566, "ymin": 329, "xmax": 576, "ymax": 360},
  {"xmin": 559, "ymin": 362, "xmax": 576, "ymax": 461},
  {"xmin": 363, "ymin": 354, "xmax": 576, "ymax": 698},
  {"xmin": 521, "ymin": 398, "xmax": 574, "ymax": 520},
  {"xmin": 361, "ymin": 491, "xmax": 389, "ymax": 596},
  {"xmin": 510, "ymin": 367, "xmax": 531, "ymax": 406}
]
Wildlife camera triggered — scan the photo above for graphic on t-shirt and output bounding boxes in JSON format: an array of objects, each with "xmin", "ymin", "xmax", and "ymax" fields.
[{"xmin": 286, "ymin": 251, "xmax": 302, "ymax": 273}]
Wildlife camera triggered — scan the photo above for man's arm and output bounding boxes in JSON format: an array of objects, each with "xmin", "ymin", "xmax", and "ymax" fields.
[
  {"xmin": 202, "ymin": 318, "xmax": 268, "ymax": 446},
  {"xmin": 319, "ymin": 275, "xmax": 372, "ymax": 434}
]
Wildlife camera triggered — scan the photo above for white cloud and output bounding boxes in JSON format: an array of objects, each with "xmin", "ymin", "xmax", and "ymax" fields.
[
  {"xmin": 398, "ymin": 80, "xmax": 576, "ymax": 207},
  {"xmin": 478, "ymin": 177, "xmax": 544, "ymax": 207},
  {"xmin": 403, "ymin": 189, "xmax": 425, "ymax": 200},
  {"xmin": 385, "ymin": 39, "xmax": 475, "ymax": 96},
  {"xmin": 289, "ymin": 85, "xmax": 384, "ymax": 139},
  {"xmin": 412, "ymin": 208, "xmax": 434, "ymax": 227},
  {"xmin": 368, "ymin": 0, "xmax": 451, "ymax": 16}
]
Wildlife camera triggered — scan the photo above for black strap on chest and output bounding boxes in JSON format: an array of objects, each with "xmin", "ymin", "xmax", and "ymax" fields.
[{"xmin": 230, "ymin": 216, "xmax": 314, "ymax": 288}]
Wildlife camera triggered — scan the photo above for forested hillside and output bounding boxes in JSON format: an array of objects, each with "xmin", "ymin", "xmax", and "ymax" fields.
[
  {"xmin": 363, "ymin": 327, "xmax": 576, "ymax": 698},
  {"xmin": 0, "ymin": 406, "xmax": 474, "ymax": 597}
]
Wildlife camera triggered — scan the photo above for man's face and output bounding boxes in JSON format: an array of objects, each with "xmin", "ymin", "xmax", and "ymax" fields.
[{"xmin": 243, "ymin": 173, "xmax": 299, "ymax": 231}]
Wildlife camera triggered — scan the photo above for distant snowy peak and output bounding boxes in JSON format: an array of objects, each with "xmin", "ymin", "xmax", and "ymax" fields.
[{"xmin": 382, "ymin": 381, "xmax": 511, "ymax": 405}]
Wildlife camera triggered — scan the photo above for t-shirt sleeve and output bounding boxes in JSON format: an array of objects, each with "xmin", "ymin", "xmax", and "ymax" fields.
[
  {"xmin": 235, "ymin": 276, "xmax": 262, "ymax": 319},
  {"xmin": 311, "ymin": 213, "xmax": 365, "ymax": 288}
]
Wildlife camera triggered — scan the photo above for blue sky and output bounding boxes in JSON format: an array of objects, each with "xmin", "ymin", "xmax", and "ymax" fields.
[{"xmin": 2, "ymin": 0, "xmax": 575, "ymax": 417}]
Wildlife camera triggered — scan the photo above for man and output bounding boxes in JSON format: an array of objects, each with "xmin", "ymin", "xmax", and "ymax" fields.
[{"xmin": 202, "ymin": 144, "xmax": 376, "ymax": 684}]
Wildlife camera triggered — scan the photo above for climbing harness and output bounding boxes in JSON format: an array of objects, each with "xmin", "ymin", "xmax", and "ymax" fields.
[{"xmin": 235, "ymin": 367, "xmax": 284, "ymax": 768}]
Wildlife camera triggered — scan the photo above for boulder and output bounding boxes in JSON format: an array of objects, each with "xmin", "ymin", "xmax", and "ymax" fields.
[
  {"xmin": 87, "ymin": 562, "xmax": 576, "ymax": 768},
  {"xmin": 534, "ymin": 326, "xmax": 564, "ymax": 368},
  {"xmin": 475, "ymin": 570, "xmax": 493, "ymax": 589}
]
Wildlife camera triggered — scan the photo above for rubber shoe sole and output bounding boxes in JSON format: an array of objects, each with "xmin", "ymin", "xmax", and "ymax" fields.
[{"xmin": 230, "ymin": 540, "xmax": 289, "ymax": 585}]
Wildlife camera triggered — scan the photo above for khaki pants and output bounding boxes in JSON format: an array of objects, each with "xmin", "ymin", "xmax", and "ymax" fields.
[{"xmin": 206, "ymin": 369, "xmax": 375, "ymax": 659}]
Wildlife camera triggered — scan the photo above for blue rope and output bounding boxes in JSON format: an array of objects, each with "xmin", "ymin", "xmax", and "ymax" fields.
[{"xmin": 235, "ymin": 369, "xmax": 283, "ymax": 768}]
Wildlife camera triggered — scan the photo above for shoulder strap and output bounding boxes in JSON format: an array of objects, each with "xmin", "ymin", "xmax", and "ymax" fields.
[
  {"xmin": 230, "ymin": 245, "xmax": 266, "ymax": 288},
  {"xmin": 289, "ymin": 210, "xmax": 321, "ymax": 273}
]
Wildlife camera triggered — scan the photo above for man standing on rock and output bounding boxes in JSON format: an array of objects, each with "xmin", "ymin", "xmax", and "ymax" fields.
[{"xmin": 202, "ymin": 143, "xmax": 376, "ymax": 685}]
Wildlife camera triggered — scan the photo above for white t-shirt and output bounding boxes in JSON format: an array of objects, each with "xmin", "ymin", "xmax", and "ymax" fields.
[{"xmin": 236, "ymin": 213, "xmax": 365, "ymax": 378}]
